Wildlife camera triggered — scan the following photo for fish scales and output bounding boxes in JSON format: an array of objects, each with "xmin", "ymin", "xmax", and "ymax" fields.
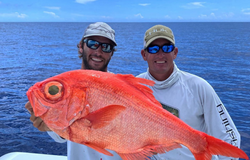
[{"xmin": 27, "ymin": 70, "xmax": 249, "ymax": 160}]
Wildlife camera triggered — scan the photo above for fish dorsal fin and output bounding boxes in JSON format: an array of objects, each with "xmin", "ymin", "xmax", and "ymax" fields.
[
  {"xmin": 83, "ymin": 142, "xmax": 113, "ymax": 156},
  {"xmin": 84, "ymin": 105, "xmax": 126, "ymax": 129},
  {"xmin": 116, "ymin": 74, "xmax": 162, "ymax": 107},
  {"xmin": 118, "ymin": 143, "xmax": 182, "ymax": 160},
  {"xmin": 116, "ymin": 74, "xmax": 154, "ymax": 90}
]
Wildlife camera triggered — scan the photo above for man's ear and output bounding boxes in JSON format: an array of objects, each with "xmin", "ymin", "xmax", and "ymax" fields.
[
  {"xmin": 141, "ymin": 49, "xmax": 147, "ymax": 61},
  {"xmin": 173, "ymin": 47, "xmax": 178, "ymax": 59},
  {"xmin": 79, "ymin": 42, "xmax": 84, "ymax": 54}
]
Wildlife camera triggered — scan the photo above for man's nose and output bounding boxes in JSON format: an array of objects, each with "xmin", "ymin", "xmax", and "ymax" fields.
[
  {"xmin": 95, "ymin": 45, "xmax": 103, "ymax": 55},
  {"xmin": 157, "ymin": 50, "xmax": 165, "ymax": 57}
]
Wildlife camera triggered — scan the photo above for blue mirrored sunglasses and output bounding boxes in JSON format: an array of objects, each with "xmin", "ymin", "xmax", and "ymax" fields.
[
  {"xmin": 83, "ymin": 39, "xmax": 114, "ymax": 53},
  {"xmin": 146, "ymin": 44, "xmax": 175, "ymax": 54}
]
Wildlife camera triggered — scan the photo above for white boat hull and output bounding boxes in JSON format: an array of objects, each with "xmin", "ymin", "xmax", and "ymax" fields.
[{"xmin": 0, "ymin": 152, "xmax": 67, "ymax": 160}]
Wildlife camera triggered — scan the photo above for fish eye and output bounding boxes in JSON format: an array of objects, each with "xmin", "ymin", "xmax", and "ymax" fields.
[
  {"xmin": 49, "ymin": 85, "xmax": 59, "ymax": 95},
  {"xmin": 44, "ymin": 81, "xmax": 63, "ymax": 100}
]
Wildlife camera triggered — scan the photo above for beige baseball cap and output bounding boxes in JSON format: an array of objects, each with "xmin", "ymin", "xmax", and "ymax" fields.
[
  {"xmin": 143, "ymin": 25, "xmax": 175, "ymax": 48},
  {"xmin": 82, "ymin": 22, "xmax": 117, "ymax": 46}
]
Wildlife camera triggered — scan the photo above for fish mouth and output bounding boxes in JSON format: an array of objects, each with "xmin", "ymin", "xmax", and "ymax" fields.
[
  {"xmin": 27, "ymin": 88, "xmax": 68, "ymax": 130},
  {"xmin": 27, "ymin": 87, "xmax": 49, "ymax": 117}
]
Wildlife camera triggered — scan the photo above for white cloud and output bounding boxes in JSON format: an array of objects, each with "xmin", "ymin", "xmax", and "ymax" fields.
[
  {"xmin": 242, "ymin": 8, "xmax": 250, "ymax": 12},
  {"xmin": 135, "ymin": 13, "xmax": 143, "ymax": 18},
  {"xmin": 101, "ymin": 16, "xmax": 112, "ymax": 19},
  {"xmin": 139, "ymin": 3, "xmax": 150, "ymax": 6},
  {"xmin": 44, "ymin": 11, "xmax": 59, "ymax": 18},
  {"xmin": 191, "ymin": 2, "xmax": 204, "ymax": 7},
  {"xmin": 75, "ymin": 0, "xmax": 95, "ymax": 4},
  {"xmin": 198, "ymin": 12, "xmax": 234, "ymax": 19},
  {"xmin": 226, "ymin": 12, "xmax": 234, "ymax": 17},
  {"xmin": 199, "ymin": 13, "xmax": 216, "ymax": 19},
  {"xmin": 242, "ymin": 8, "xmax": 250, "ymax": 15},
  {"xmin": 243, "ymin": 12, "xmax": 250, "ymax": 15},
  {"xmin": 178, "ymin": 16, "xmax": 183, "ymax": 19},
  {"xmin": 72, "ymin": 13, "xmax": 85, "ymax": 17},
  {"xmin": 164, "ymin": 15, "xmax": 171, "ymax": 19},
  {"xmin": 217, "ymin": 12, "xmax": 234, "ymax": 18},
  {"xmin": 182, "ymin": 2, "xmax": 205, "ymax": 9},
  {"xmin": 0, "ymin": 12, "xmax": 27, "ymax": 18},
  {"xmin": 198, "ymin": 14, "xmax": 207, "ymax": 18},
  {"xmin": 44, "ymin": 6, "xmax": 60, "ymax": 10},
  {"xmin": 18, "ymin": 13, "xmax": 27, "ymax": 18}
]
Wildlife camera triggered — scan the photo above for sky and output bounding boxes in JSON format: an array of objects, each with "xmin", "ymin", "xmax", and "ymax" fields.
[{"xmin": 0, "ymin": 0, "xmax": 250, "ymax": 22}]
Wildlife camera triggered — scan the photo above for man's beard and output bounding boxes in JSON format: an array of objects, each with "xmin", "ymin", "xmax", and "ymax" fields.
[{"xmin": 82, "ymin": 50, "xmax": 111, "ymax": 72}]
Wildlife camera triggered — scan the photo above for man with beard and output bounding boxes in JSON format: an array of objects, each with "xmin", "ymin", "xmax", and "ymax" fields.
[{"xmin": 25, "ymin": 22, "xmax": 122, "ymax": 160}]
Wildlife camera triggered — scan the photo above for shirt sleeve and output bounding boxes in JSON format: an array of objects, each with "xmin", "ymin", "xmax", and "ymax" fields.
[
  {"xmin": 47, "ymin": 131, "xmax": 67, "ymax": 143},
  {"xmin": 198, "ymin": 79, "xmax": 241, "ymax": 160}
]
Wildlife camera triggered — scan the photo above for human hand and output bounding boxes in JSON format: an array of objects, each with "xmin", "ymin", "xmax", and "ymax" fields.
[{"xmin": 25, "ymin": 101, "xmax": 51, "ymax": 132}]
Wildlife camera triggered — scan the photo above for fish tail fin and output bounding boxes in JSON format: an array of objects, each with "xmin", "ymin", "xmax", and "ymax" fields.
[{"xmin": 192, "ymin": 134, "xmax": 249, "ymax": 160}]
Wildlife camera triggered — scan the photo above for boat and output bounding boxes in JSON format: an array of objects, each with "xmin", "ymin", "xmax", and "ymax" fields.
[{"xmin": 0, "ymin": 152, "xmax": 67, "ymax": 160}]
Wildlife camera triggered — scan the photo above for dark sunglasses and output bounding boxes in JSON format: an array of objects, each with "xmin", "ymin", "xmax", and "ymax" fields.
[
  {"xmin": 146, "ymin": 44, "xmax": 175, "ymax": 54},
  {"xmin": 83, "ymin": 39, "xmax": 114, "ymax": 53}
]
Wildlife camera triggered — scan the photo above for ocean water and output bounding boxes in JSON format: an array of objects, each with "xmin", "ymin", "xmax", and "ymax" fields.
[{"xmin": 0, "ymin": 22, "xmax": 250, "ymax": 158}]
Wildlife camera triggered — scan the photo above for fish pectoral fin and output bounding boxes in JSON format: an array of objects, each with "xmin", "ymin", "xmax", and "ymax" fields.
[
  {"xmin": 85, "ymin": 105, "xmax": 126, "ymax": 129},
  {"xmin": 83, "ymin": 142, "xmax": 113, "ymax": 156},
  {"xmin": 118, "ymin": 143, "xmax": 182, "ymax": 160}
]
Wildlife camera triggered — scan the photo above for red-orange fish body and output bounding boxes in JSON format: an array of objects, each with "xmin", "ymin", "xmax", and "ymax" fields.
[{"xmin": 27, "ymin": 70, "xmax": 249, "ymax": 160}]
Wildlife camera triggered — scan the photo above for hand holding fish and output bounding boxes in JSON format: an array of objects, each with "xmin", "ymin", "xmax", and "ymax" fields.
[
  {"xmin": 26, "ymin": 70, "xmax": 249, "ymax": 160},
  {"xmin": 25, "ymin": 101, "xmax": 51, "ymax": 132}
]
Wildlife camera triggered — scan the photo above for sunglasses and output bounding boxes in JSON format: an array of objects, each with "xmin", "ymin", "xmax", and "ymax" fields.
[
  {"xmin": 146, "ymin": 44, "xmax": 175, "ymax": 54},
  {"xmin": 83, "ymin": 39, "xmax": 114, "ymax": 53}
]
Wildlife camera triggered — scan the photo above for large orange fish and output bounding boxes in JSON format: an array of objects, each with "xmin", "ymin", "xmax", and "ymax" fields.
[{"xmin": 26, "ymin": 70, "xmax": 249, "ymax": 160}]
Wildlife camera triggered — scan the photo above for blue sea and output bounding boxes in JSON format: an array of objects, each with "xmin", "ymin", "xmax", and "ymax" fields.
[{"xmin": 0, "ymin": 22, "xmax": 250, "ymax": 158}]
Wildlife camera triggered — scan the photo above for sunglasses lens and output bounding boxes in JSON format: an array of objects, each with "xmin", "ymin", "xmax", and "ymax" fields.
[
  {"xmin": 87, "ymin": 40, "xmax": 99, "ymax": 49},
  {"xmin": 162, "ymin": 45, "xmax": 174, "ymax": 53},
  {"xmin": 85, "ymin": 39, "xmax": 113, "ymax": 53},
  {"xmin": 101, "ymin": 44, "xmax": 112, "ymax": 53},
  {"xmin": 147, "ymin": 46, "xmax": 160, "ymax": 54}
]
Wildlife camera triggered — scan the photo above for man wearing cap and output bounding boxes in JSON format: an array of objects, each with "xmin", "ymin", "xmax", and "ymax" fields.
[
  {"xmin": 25, "ymin": 22, "xmax": 122, "ymax": 160},
  {"xmin": 137, "ymin": 25, "xmax": 241, "ymax": 160}
]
